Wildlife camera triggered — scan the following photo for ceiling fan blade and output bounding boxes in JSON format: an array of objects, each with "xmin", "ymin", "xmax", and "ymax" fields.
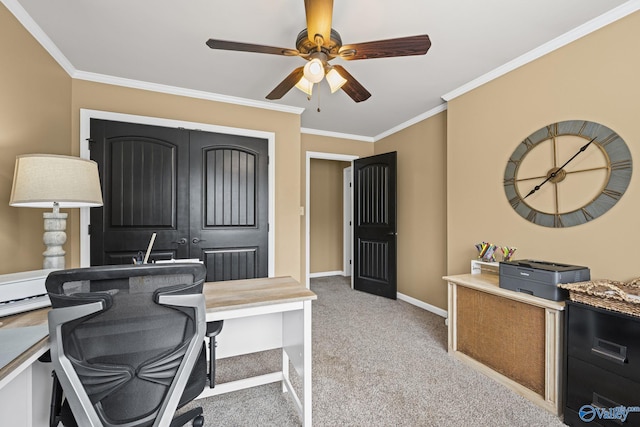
[
  {"xmin": 332, "ymin": 65, "xmax": 371, "ymax": 103},
  {"xmin": 304, "ymin": 0, "xmax": 333, "ymax": 44},
  {"xmin": 206, "ymin": 39, "xmax": 299, "ymax": 56},
  {"xmin": 265, "ymin": 67, "xmax": 305, "ymax": 100},
  {"xmin": 338, "ymin": 34, "xmax": 431, "ymax": 60}
]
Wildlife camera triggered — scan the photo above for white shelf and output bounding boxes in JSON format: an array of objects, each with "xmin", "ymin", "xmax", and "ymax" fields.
[{"xmin": 470, "ymin": 259, "xmax": 499, "ymax": 275}]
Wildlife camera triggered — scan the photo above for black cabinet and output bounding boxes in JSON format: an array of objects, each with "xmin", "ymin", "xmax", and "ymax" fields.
[{"xmin": 564, "ymin": 301, "xmax": 640, "ymax": 427}]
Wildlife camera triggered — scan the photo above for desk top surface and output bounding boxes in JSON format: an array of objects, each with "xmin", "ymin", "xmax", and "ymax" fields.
[
  {"xmin": 443, "ymin": 273, "xmax": 565, "ymax": 310},
  {"xmin": 0, "ymin": 276, "xmax": 315, "ymax": 384}
]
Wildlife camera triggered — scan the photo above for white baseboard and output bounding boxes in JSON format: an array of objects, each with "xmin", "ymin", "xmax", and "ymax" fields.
[
  {"xmin": 309, "ymin": 270, "xmax": 344, "ymax": 278},
  {"xmin": 397, "ymin": 292, "xmax": 448, "ymax": 319}
]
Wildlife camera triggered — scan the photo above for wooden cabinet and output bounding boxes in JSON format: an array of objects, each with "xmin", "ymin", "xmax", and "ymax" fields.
[
  {"xmin": 564, "ymin": 301, "xmax": 640, "ymax": 426},
  {"xmin": 445, "ymin": 273, "xmax": 565, "ymax": 415}
]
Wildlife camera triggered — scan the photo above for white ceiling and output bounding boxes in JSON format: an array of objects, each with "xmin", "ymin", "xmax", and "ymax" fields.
[{"xmin": 5, "ymin": 0, "xmax": 638, "ymax": 139}]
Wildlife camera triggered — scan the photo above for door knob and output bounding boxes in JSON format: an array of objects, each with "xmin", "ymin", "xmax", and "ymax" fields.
[
  {"xmin": 192, "ymin": 238, "xmax": 206, "ymax": 244},
  {"xmin": 171, "ymin": 238, "xmax": 187, "ymax": 245}
]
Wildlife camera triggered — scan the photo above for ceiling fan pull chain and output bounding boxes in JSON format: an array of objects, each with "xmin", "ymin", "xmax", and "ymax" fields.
[{"xmin": 317, "ymin": 86, "xmax": 321, "ymax": 112}]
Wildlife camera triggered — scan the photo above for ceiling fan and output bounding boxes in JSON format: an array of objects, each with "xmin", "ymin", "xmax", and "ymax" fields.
[{"xmin": 206, "ymin": 0, "xmax": 431, "ymax": 103}]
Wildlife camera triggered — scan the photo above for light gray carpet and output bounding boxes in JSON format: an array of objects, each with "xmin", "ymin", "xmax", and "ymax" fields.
[{"xmin": 185, "ymin": 276, "xmax": 566, "ymax": 426}]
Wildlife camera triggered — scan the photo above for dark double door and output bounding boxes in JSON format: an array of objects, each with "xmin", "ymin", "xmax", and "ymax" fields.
[{"xmin": 89, "ymin": 119, "xmax": 269, "ymax": 282}]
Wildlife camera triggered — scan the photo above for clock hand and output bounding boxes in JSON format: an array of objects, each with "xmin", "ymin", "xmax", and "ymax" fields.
[{"xmin": 524, "ymin": 136, "xmax": 596, "ymax": 199}]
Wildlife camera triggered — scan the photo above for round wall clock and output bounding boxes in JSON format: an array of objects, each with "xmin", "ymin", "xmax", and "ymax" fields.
[{"xmin": 503, "ymin": 120, "xmax": 632, "ymax": 228}]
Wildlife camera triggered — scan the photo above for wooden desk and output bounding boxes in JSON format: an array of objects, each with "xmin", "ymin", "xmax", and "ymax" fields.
[
  {"xmin": 201, "ymin": 276, "xmax": 316, "ymax": 426},
  {"xmin": 445, "ymin": 273, "xmax": 564, "ymax": 416},
  {"xmin": 0, "ymin": 276, "xmax": 316, "ymax": 427}
]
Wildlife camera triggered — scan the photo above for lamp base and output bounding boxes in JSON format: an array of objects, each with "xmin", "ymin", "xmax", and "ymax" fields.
[{"xmin": 43, "ymin": 211, "xmax": 67, "ymax": 269}]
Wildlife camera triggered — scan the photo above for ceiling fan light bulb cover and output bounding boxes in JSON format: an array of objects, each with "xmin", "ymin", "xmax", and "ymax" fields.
[
  {"xmin": 326, "ymin": 68, "xmax": 347, "ymax": 93},
  {"xmin": 303, "ymin": 58, "xmax": 325, "ymax": 83},
  {"xmin": 295, "ymin": 76, "xmax": 314, "ymax": 96}
]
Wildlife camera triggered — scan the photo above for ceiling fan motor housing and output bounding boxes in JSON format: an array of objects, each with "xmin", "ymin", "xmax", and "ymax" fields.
[{"xmin": 296, "ymin": 28, "xmax": 342, "ymax": 56}]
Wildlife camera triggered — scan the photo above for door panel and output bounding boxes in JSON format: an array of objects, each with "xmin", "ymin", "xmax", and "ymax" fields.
[
  {"xmin": 90, "ymin": 120, "xmax": 190, "ymax": 265},
  {"xmin": 353, "ymin": 152, "xmax": 397, "ymax": 299},
  {"xmin": 90, "ymin": 120, "xmax": 269, "ymax": 282},
  {"xmin": 189, "ymin": 131, "xmax": 268, "ymax": 282}
]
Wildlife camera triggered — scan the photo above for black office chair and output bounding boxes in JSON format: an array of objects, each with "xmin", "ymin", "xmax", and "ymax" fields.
[{"xmin": 46, "ymin": 264, "xmax": 208, "ymax": 427}]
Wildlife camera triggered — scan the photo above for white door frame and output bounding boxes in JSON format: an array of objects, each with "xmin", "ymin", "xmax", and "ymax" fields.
[
  {"xmin": 343, "ymin": 166, "xmax": 352, "ymax": 277},
  {"xmin": 79, "ymin": 108, "xmax": 276, "ymax": 277},
  {"xmin": 305, "ymin": 151, "xmax": 359, "ymax": 288}
]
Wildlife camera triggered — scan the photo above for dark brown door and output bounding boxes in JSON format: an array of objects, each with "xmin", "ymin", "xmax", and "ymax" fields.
[
  {"xmin": 353, "ymin": 152, "xmax": 397, "ymax": 299},
  {"xmin": 89, "ymin": 119, "xmax": 268, "ymax": 282}
]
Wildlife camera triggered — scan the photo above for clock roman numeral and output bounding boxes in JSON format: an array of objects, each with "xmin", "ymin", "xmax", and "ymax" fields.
[
  {"xmin": 509, "ymin": 196, "xmax": 521, "ymax": 209},
  {"xmin": 547, "ymin": 124, "xmax": 558, "ymax": 138},
  {"xmin": 554, "ymin": 214, "xmax": 564, "ymax": 228},
  {"xmin": 521, "ymin": 138, "xmax": 535, "ymax": 150},
  {"xmin": 581, "ymin": 208, "xmax": 595, "ymax": 222},
  {"xmin": 526, "ymin": 210, "xmax": 537, "ymax": 223},
  {"xmin": 598, "ymin": 133, "xmax": 619, "ymax": 148},
  {"xmin": 602, "ymin": 188, "xmax": 622, "ymax": 200},
  {"xmin": 610, "ymin": 160, "xmax": 632, "ymax": 171}
]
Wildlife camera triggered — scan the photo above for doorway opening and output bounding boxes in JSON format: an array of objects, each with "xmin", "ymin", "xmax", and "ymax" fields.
[{"xmin": 305, "ymin": 151, "xmax": 359, "ymax": 288}]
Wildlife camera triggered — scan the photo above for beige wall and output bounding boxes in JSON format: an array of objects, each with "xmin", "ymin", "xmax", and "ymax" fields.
[
  {"xmin": 375, "ymin": 112, "xmax": 448, "ymax": 308},
  {"xmin": 310, "ymin": 159, "xmax": 350, "ymax": 273},
  {"xmin": 447, "ymin": 11, "xmax": 640, "ymax": 281},
  {"xmin": 0, "ymin": 4, "xmax": 72, "ymax": 274}
]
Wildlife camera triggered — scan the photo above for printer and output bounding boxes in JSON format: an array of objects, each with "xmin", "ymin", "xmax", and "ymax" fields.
[{"xmin": 499, "ymin": 259, "xmax": 590, "ymax": 301}]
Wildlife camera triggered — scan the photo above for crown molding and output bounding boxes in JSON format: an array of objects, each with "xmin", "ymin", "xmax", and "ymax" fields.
[
  {"xmin": 300, "ymin": 127, "xmax": 375, "ymax": 143},
  {"xmin": 72, "ymin": 71, "xmax": 304, "ymax": 115},
  {"xmin": 442, "ymin": 0, "xmax": 640, "ymax": 102},
  {"xmin": 373, "ymin": 103, "xmax": 448, "ymax": 141}
]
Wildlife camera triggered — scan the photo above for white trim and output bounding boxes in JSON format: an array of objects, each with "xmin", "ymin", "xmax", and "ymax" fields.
[
  {"xmin": 309, "ymin": 271, "xmax": 344, "ymax": 278},
  {"xmin": 343, "ymin": 166, "xmax": 352, "ymax": 277},
  {"xmin": 397, "ymin": 292, "xmax": 448, "ymax": 319},
  {"xmin": 301, "ymin": 127, "xmax": 374, "ymax": 143},
  {"xmin": 305, "ymin": 151, "xmax": 359, "ymax": 288},
  {"xmin": 74, "ymin": 71, "xmax": 304, "ymax": 115},
  {"xmin": 79, "ymin": 109, "xmax": 276, "ymax": 277},
  {"xmin": 442, "ymin": 0, "xmax": 640, "ymax": 102},
  {"xmin": 373, "ymin": 103, "xmax": 448, "ymax": 141}
]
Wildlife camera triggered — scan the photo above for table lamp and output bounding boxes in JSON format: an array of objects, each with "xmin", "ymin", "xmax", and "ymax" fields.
[{"xmin": 9, "ymin": 154, "xmax": 103, "ymax": 269}]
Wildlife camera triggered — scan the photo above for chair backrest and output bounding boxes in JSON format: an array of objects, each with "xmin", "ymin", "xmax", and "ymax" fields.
[{"xmin": 46, "ymin": 263, "xmax": 207, "ymax": 427}]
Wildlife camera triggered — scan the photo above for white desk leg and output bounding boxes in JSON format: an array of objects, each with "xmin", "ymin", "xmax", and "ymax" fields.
[
  {"xmin": 302, "ymin": 300, "xmax": 312, "ymax": 427},
  {"xmin": 283, "ymin": 301, "xmax": 312, "ymax": 426},
  {"xmin": 282, "ymin": 345, "xmax": 289, "ymax": 393}
]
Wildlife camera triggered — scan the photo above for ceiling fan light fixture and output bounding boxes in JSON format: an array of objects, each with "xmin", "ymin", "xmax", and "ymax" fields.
[
  {"xmin": 295, "ymin": 76, "xmax": 314, "ymax": 96},
  {"xmin": 326, "ymin": 68, "xmax": 347, "ymax": 93},
  {"xmin": 303, "ymin": 58, "xmax": 325, "ymax": 83}
]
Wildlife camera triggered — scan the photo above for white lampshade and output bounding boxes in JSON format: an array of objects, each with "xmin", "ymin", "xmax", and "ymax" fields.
[
  {"xmin": 295, "ymin": 76, "xmax": 314, "ymax": 96},
  {"xmin": 303, "ymin": 58, "xmax": 325, "ymax": 84},
  {"xmin": 326, "ymin": 68, "xmax": 347, "ymax": 93},
  {"xmin": 10, "ymin": 154, "xmax": 103, "ymax": 208}
]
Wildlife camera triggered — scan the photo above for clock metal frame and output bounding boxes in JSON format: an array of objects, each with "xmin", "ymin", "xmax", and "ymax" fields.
[{"xmin": 503, "ymin": 120, "xmax": 632, "ymax": 228}]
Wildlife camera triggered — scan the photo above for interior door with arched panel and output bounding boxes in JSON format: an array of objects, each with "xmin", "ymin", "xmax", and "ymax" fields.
[
  {"xmin": 353, "ymin": 151, "xmax": 397, "ymax": 299},
  {"xmin": 189, "ymin": 131, "xmax": 269, "ymax": 282},
  {"xmin": 90, "ymin": 119, "xmax": 191, "ymax": 265}
]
